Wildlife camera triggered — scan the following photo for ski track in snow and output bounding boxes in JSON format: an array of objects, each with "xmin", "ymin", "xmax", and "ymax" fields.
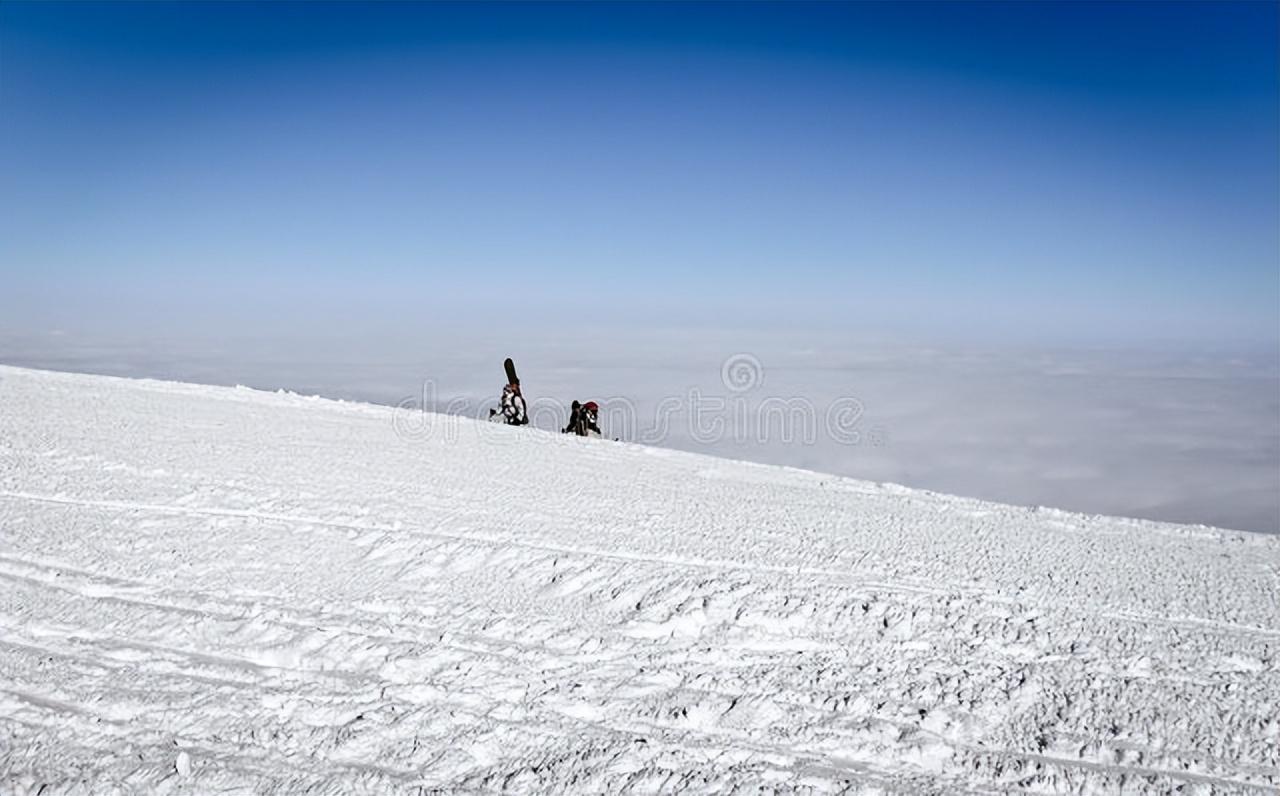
[{"xmin": 0, "ymin": 364, "xmax": 1277, "ymax": 794}]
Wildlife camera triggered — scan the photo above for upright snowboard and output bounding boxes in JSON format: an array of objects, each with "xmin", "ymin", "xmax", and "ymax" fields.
[{"xmin": 493, "ymin": 357, "xmax": 528, "ymax": 425}]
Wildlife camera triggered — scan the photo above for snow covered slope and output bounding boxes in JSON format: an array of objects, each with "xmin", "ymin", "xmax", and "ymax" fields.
[{"xmin": 1, "ymin": 364, "xmax": 1277, "ymax": 794}]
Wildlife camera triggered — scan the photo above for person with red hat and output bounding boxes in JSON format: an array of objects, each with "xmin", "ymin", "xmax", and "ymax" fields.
[{"xmin": 563, "ymin": 399, "xmax": 601, "ymax": 437}]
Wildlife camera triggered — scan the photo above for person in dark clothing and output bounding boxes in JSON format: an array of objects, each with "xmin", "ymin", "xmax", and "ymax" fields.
[{"xmin": 562, "ymin": 400, "xmax": 601, "ymax": 437}]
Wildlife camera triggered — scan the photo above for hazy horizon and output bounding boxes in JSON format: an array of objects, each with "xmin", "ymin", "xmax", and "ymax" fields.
[{"xmin": 4, "ymin": 327, "xmax": 1276, "ymax": 535}]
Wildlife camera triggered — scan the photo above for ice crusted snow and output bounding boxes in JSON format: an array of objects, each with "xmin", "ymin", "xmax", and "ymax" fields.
[{"xmin": 1, "ymin": 365, "xmax": 1277, "ymax": 794}]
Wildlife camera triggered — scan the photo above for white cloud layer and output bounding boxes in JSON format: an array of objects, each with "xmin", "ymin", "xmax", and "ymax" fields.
[{"xmin": 3, "ymin": 328, "xmax": 1276, "ymax": 533}]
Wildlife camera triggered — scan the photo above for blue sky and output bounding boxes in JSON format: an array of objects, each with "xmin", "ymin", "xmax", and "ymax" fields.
[
  {"xmin": 1, "ymin": 2, "xmax": 1277, "ymax": 531},
  {"xmin": 2, "ymin": 1, "xmax": 1276, "ymax": 345}
]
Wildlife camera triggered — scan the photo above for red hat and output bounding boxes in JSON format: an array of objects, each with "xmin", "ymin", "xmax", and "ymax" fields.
[{"xmin": 583, "ymin": 401, "xmax": 598, "ymax": 412}]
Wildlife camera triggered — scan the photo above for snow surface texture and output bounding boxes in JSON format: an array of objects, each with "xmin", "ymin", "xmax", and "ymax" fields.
[{"xmin": 1, "ymin": 364, "xmax": 1277, "ymax": 794}]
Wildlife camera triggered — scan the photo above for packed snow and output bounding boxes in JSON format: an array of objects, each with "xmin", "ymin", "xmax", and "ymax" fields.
[{"xmin": 1, "ymin": 364, "xmax": 1277, "ymax": 793}]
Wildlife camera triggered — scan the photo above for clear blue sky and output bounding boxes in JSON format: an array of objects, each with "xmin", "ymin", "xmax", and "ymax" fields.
[{"xmin": 2, "ymin": 1, "xmax": 1276, "ymax": 345}]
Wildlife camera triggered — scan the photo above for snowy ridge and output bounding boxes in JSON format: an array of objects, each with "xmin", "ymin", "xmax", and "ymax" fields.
[{"xmin": 0, "ymin": 364, "xmax": 1277, "ymax": 794}]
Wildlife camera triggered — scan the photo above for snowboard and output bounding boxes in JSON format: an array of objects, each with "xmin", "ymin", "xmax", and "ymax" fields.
[{"xmin": 504, "ymin": 357, "xmax": 520, "ymax": 387}]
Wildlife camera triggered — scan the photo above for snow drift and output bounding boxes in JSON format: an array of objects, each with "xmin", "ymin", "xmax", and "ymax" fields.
[{"xmin": 0, "ymin": 365, "xmax": 1276, "ymax": 793}]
